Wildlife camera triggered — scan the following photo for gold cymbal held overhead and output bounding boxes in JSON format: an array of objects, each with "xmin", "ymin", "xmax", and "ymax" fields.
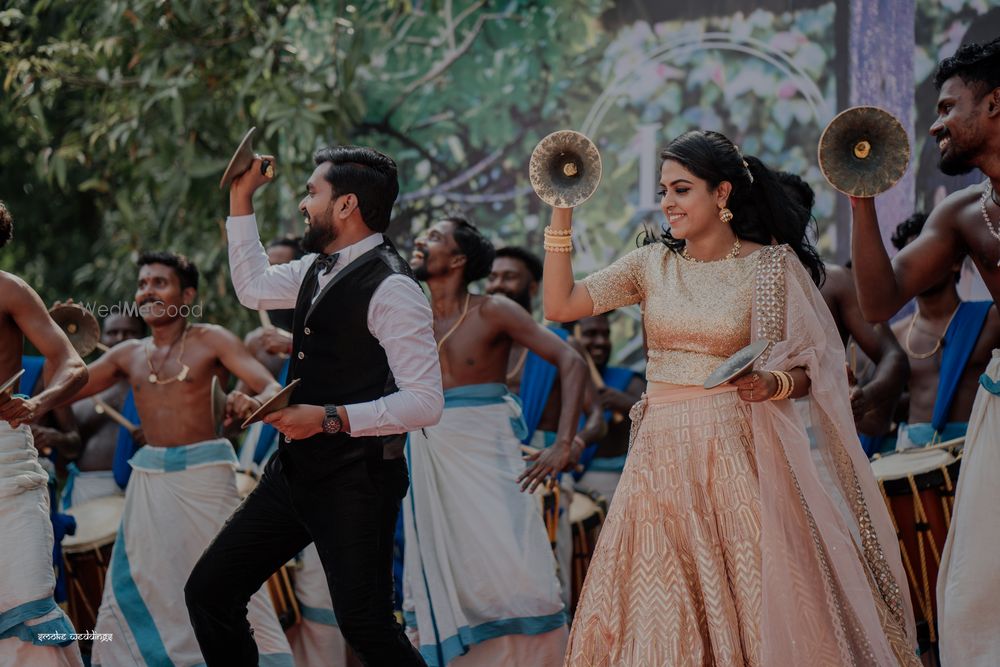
[
  {"xmin": 818, "ymin": 106, "xmax": 910, "ymax": 198},
  {"xmin": 529, "ymin": 130, "xmax": 602, "ymax": 208},
  {"xmin": 49, "ymin": 303, "xmax": 101, "ymax": 357},
  {"xmin": 219, "ymin": 127, "xmax": 275, "ymax": 190}
]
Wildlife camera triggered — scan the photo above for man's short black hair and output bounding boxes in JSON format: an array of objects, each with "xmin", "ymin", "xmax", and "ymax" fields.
[
  {"xmin": 495, "ymin": 246, "xmax": 543, "ymax": 283},
  {"xmin": 0, "ymin": 200, "xmax": 12, "ymax": 249},
  {"xmin": 313, "ymin": 146, "xmax": 399, "ymax": 233},
  {"xmin": 934, "ymin": 37, "xmax": 1000, "ymax": 99},
  {"xmin": 137, "ymin": 251, "xmax": 199, "ymax": 291},
  {"xmin": 445, "ymin": 217, "xmax": 495, "ymax": 284},
  {"xmin": 891, "ymin": 212, "xmax": 928, "ymax": 251},
  {"xmin": 267, "ymin": 235, "xmax": 305, "ymax": 260}
]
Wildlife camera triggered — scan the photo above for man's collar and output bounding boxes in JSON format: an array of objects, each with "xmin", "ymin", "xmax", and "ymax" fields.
[{"xmin": 320, "ymin": 233, "xmax": 384, "ymax": 269}]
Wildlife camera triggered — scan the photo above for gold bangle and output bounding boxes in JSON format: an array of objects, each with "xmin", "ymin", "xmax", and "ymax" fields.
[
  {"xmin": 542, "ymin": 232, "xmax": 573, "ymax": 243},
  {"xmin": 544, "ymin": 225, "xmax": 573, "ymax": 237},
  {"xmin": 770, "ymin": 371, "xmax": 793, "ymax": 401},
  {"xmin": 544, "ymin": 244, "xmax": 573, "ymax": 253},
  {"xmin": 542, "ymin": 238, "xmax": 573, "ymax": 249}
]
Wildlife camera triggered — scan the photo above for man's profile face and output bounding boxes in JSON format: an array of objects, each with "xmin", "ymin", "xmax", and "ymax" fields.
[
  {"xmin": 930, "ymin": 77, "xmax": 989, "ymax": 176},
  {"xmin": 299, "ymin": 163, "xmax": 341, "ymax": 254},
  {"xmin": 134, "ymin": 263, "xmax": 194, "ymax": 325},
  {"xmin": 102, "ymin": 314, "xmax": 144, "ymax": 348},
  {"xmin": 485, "ymin": 257, "xmax": 535, "ymax": 312},
  {"xmin": 410, "ymin": 220, "xmax": 461, "ymax": 281},
  {"xmin": 577, "ymin": 315, "xmax": 612, "ymax": 368},
  {"xmin": 266, "ymin": 245, "xmax": 296, "ymax": 266}
]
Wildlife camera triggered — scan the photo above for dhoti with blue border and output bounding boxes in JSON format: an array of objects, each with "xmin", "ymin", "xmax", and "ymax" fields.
[
  {"xmin": 937, "ymin": 351, "xmax": 1000, "ymax": 666},
  {"xmin": 402, "ymin": 383, "xmax": 567, "ymax": 667},
  {"xmin": 90, "ymin": 440, "xmax": 292, "ymax": 666},
  {"xmin": 0, "ymin": 422, "xmax": 83, "ymax": 666}
]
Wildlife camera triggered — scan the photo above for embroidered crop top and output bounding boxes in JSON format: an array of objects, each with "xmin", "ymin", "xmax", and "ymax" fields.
[{"xmin": 582, "ymin": 242, "xmax": 759, "ymax": 386}]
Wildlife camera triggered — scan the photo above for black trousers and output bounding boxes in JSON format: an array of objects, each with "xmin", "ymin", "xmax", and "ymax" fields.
[{"xmin": 185, "ymin": 451, "xmax": 426, "ymax": 666}]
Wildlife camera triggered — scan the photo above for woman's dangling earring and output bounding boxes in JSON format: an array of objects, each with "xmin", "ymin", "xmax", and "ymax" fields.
[{"xmin": 719, "ymin": 206, "xmax": 734, "ymax": 224}]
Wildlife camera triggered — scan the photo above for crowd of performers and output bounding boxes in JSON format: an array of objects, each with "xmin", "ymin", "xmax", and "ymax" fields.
[{"xmin": 1, "ymin": 36, "xmax": 998, "ymax": 667}]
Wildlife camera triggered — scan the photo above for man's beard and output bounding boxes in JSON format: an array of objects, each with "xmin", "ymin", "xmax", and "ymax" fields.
[
  {"xmin": 413, "ymin": 264, "xmax": 430, "ymax": 281},
  {"xmin": 937, "ymin": 134, "xmax": 978, "ymax": 176},
  {"xmin": 302, "ymin": 217, "xmax": 337, "ymax": 254}
]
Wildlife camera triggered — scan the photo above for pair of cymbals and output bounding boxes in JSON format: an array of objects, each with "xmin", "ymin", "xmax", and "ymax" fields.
[
  {"xmin": 818, "ymin": 106, "xmax": 910, "ymax": 198},
  {"xmin": 49, "ymin": 303, "xmax": 101, "ymax": 357},
  {"xmin": 219, "ymin": 127, "xmax": 275, "ymax": 189},
  {"xmin": 529, "ymin": 130, "xmax": 603, "ymax": 208}
]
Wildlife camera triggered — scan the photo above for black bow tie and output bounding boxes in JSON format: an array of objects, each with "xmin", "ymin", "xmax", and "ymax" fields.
[{"xmin": 313, "ymin": 252, "xmax": 340, "ymax": 276}]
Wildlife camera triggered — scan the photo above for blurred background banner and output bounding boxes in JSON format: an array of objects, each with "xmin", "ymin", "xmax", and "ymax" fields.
[{"xmin": 1, "ymin": 0, "xmax": 998, "ymax": 358}]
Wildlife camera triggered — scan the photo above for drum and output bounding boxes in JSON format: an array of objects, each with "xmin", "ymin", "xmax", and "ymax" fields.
[
  {"xmin": 234, "ymin": 468, "xmax": 301, "ymax": 629},
  {"xmin": 235, "ymin": 470, "xmax": 258, "ymax": 498},
  {"xmin": 871, "ymin": 445, "xmax": 963, "ymax": 644},
  {"xmin": 569, "ymin": 489, "xmax": 608, "ymax": 615},
  {"xmin": 539, "ymin": 484, "xmax": 560, "ymax": 550},
  {"xmin": 62, "ymin": 495, "xmax": 125, "ymax": 638}
]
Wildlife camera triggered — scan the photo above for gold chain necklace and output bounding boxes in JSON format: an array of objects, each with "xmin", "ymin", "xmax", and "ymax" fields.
[
  {"xmin": 681, "ymin": 238, "xmax": 741, "ymax": 263},
  {"xmin": 506, "ymin": 347, "xmax": 529, "ymax": 382},
  {"xmin": 904, "ymin": 303, "xmax": 960, "ymax": 360},
  {"xmin": 980, "ymin": 183, "xmax": 1000, "ymax": 267},
  {"xmin": 145, "ymin": 324, "xmax": 191, "ymax": 384},
  {"xmin": 436, "ymin": 293, "xmax": 471, "ymax": 352}
]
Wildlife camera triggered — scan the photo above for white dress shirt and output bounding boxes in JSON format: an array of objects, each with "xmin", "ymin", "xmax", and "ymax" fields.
[{"xmin": 227, "ymin": 214, "xmax": 443, "ymax": 437}]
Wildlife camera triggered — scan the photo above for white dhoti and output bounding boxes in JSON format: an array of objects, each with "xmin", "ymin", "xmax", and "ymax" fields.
[
  {"xmin": 938, "ymin": 351, "xmax": 1000, "ymax": 666},
  {"xmin": 285, "ymin": 543, "xmax": 347, "ymax": 667},
  {"xmin": 0, "ymin": 422, "xmax": 83, "ymax": 667},
  {"xmin": 61, "ymin": 465, "xmax": 122, "ymax": 510},
  {"xmin": 403, "ymin": 384, "xmax": 567, "ymax": 667},
  {"xmin": 90, "ymin": 440, "xmax": 292, "ymax": 666}
]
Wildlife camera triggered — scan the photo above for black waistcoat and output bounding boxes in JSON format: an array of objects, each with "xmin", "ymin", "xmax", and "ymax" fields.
[{"xmin": 279, "ymin": 239, "xmax": 416, "ymax": 480}]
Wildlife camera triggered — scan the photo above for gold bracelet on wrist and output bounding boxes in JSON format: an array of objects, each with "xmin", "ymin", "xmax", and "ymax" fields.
[
  {"xmin": 770, "ymin": 370, "xmax": 794, "ymax": 401},
  {"xmin": 543, "ymin": 243, "xmax": 573, "ymax": 253},
  {"xmin": 544, "ymin": 225, "xmax": 573, "ymax": 237}
]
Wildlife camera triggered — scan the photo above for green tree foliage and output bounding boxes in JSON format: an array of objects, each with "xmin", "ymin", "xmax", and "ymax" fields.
[{"xmin": 0, "ymin": 0, "xmax": 607, "ymax": 334}]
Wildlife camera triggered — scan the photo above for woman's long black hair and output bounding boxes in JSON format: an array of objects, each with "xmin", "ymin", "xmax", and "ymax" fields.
[{"xmin": 653, "ymin": 130, "xmax": 825, "ymax": 287}]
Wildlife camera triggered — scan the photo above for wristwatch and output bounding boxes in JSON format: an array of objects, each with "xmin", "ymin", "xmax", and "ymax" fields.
[{"xmin": 322, "ymin": 405, "xmax": 343, "ymax": 435}]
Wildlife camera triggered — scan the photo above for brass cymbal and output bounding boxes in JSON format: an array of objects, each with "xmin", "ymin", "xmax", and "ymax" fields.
[
  {"xmin": 219, "ymin": 127, "xmax": 274, "ymax": 189},
  {"xmin": 818, "ymin": 106, "xmax": 910, "ymax": 198},
  {"xmin": 49, "ymin": 303, "xmax": 101, "ymax": 357},
  {"xmin": 529, "ymin": 130, "xmax": 602, "ymax": 208}
]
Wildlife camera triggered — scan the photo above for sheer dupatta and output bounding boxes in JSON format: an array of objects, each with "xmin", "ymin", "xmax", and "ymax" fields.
[{"xmin": 749, "ymin": 246, "xmax": 919, "ymax": 666}]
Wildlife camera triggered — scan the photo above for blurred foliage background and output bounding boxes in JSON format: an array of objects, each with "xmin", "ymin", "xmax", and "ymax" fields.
[
  {"xmin": 1, "ymin": 0, "xmax": 996, "ymax": 365},
  {"xmin": 0, "ymin": 0, "xmax": 607, "ymax": 332}
]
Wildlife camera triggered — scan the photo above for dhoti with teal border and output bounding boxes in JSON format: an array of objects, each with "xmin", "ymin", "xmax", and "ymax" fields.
[
  {"xmin": 0, "ymin": 422, "xmax": 83, "ymax": 666},
  {"xmin": 90, "ymin": 440, "xmax": 292, "ymax": 666},
  {"xmin": 938, "ymin": 351, "xmax": 1000, "ymax": 666},
  {"xmin": 402, "ymin": 383, "xmax": 567, "ymax": 667}
]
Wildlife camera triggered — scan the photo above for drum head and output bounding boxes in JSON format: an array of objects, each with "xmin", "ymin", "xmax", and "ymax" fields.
[
  {"xmin": 62, "ymin": 495, "xmax": 125, "ymax": 553},
  {"xmin": 870, "ymin": 448, "xmax": 956, "ymax": 482},
  {"xmin": 569, "ymin": 491, "xmax": 602, "ymax": 525},
  {"xmin": 236, "ymin": 471, "xmax": 258, "ymax": 499}
]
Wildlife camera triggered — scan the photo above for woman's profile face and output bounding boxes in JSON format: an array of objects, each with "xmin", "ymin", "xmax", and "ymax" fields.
[{"xmin": 658, "ymin": 159, "xmax": 727, "ymax": 240}]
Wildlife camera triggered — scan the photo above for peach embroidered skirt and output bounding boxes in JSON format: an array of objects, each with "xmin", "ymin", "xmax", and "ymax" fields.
[{"xmin": 565, "ymin": 384, "xmax": 762, "ymax": 667}]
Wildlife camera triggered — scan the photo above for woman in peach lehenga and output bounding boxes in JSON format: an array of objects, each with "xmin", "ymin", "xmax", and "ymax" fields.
[{"xmin": 542, "ymin": 130, "xmax": 920, "ymax": 666}]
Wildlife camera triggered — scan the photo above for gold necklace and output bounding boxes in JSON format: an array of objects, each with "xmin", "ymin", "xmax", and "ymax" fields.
[
  {"xmin": 904, "ymin": 303, "xmax": 960, "ymax": 360},
  {"xmin": 681, "ymin": 238, "xmax": 741, "ymax": 263},
  {"xmin": 436, "ymin": 293, "xmax": 471, "ymax": 352},
  {"xmin": 145, "ymin": 324, "xmax": 191, "ymax": 384}
]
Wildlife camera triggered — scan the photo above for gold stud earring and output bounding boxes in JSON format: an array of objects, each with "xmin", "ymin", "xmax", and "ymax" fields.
[{"xmin": 719, "ymin": 206, "xmax": 734, "ymax": 224}]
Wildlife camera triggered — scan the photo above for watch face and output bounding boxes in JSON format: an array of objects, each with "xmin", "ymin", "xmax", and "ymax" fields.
[{"xmin": 323, "ymin": 415, "xmax": 341, "ymax": 434}]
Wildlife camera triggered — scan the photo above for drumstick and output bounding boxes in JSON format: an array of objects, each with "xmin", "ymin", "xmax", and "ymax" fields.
[
  {"xmin": 259, "ymin": 310, "xmax": 272, "ymax": 328},
  {"xmin": 93, "ymin": 397, "xmax": 138, "ymax": 432},
  {"xmin": 905, "ymin": 436, "xmax": 965, "ymax": 453},
  {"xmin": 520, "ymin": 445, "xmax": 585, "ymax": 474}
]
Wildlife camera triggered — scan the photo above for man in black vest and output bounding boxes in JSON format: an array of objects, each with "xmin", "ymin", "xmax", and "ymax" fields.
[{"xmin": 185, "ymin": 146, "xmax": 443, "ymax": 666}]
